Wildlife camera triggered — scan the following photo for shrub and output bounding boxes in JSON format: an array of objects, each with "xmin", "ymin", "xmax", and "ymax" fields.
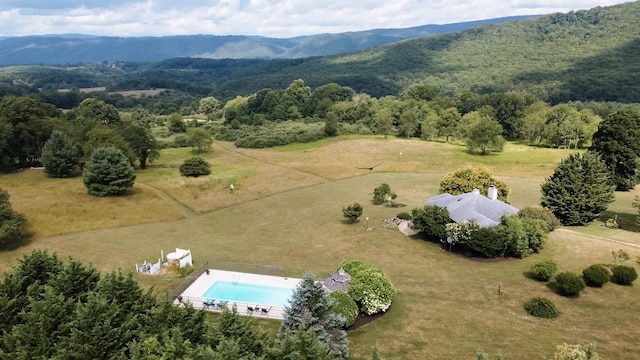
[
  {"xmin": 411, "ymin": 205, "xmax": 451, "ymax": 240},
  {"xmin": 467, "ymin": 226, "xmax": 504, "ymax": 258},
  {"xmin": 328, "ymin": 291, "xmax": 358, "ymax": 328},
  {"xmin": 342, "ymin": 203, "xmax": 363, "ymax": 223},
  {"xmin": 340, "ymin": 260, "xmax": 397, "ymax": 315},
  {"xmin": 530, "ymin": 261, "xmax": 558, "ymax": 282},
  {"xmin": 555, "ymin": 272, "xmax": 586, "ymax": 296},
  {"xmin": 518, "ymin": 207, "xmax": 561, "ymax": 232},
  {"xmin": 396, "ymin": 212, "xmax": 411, "ymax": 220},
  {"xmin": 610, "ymin": 265, "xmax": 638, "ymax": 285},
  {"xmin": 179, "ymin": 157, "xmax": 211, "ymax": 177},
  {"xmin": 582, "ymin": 264, "xmax": 610, "ymax": 287},
  {"xmin": 524, "ymin": 297, "xmax": 560, "ymax": 318}
]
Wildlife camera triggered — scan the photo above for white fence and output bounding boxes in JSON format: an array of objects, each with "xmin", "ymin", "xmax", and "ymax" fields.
[{"xmin": 177, "ymin": 295, "xmax": 286, "ymax": 320}]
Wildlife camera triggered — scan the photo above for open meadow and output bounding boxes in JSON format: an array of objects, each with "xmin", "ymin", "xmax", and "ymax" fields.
[{"xmin": 1, "ymin": 136, "xmax": 639, "ymax": 359}]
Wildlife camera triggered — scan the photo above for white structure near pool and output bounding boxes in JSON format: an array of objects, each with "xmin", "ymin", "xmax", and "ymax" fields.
[{"xmin": 177, "ymin": 269, "xmax": 302, "ymax": 320}]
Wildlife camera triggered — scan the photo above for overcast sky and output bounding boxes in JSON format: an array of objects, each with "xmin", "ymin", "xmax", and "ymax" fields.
[{"xmin": 0, "ymin": 1, "xmax": 631, "ymax": 38}]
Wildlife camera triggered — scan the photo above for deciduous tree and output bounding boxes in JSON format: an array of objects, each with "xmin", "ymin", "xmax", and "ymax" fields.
[
  {"xmin": 466, "ymin": 116, "xmax": 505, "ymax": 155},
  {"xmin": 439, "ymin": 166, "xmax": 510, "ymax": 202}
]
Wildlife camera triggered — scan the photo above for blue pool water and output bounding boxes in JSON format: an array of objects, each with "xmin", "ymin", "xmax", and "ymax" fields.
[{"xmin": 202, "ymin": 281, "xmax": 295, "ymax": 307}]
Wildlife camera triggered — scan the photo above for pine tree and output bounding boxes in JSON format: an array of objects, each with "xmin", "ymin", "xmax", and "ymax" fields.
[
  {"xmin": 278, "ymin": 272, "xmax": 349, "ymax": 360},
  {"xmin": 41, "ymin": 130, "xmax": 80, "ymax": 178},
  {"xmin": 541, "ymin": 152, "xmax": 615, "ymax": 225},
  {"xmin": 82, "ymin": 146, "xmax": 136, "ymax": 196}
]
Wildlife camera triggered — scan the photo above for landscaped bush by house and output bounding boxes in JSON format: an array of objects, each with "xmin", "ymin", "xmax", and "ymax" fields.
[
  {"xmin": 340, "ymin": 260, "xmax": 397, "ymax": 315},
  {"xmin": 498, "ymin": 215, "xmax": 548, "ymax": 258},
  {"xmin": 582, "ymin": 264, "xmax": 610, "ymax": 287},
  {"xmin": 518, "ymin": 207, "xmax": 561, "ymax": 232},
  {"xmin": 530, "ymin": 261, "xmax": 558, "ymax": 282},
  {"xmin": 179, "ymin": 157, "xmax": 211, "ymax": 177},
  {"xmin": 555, "ymin": 272, "xmax": 586, "ymax": 296},
  {"xmin": 610, "ymin": 265, "xmax": 638, "ymax": 285},
  {"xmin": 467, "ymin": 227, "xmax": 504, "ymax": 258},
  {"xmin": 328, "ymin": 291, "xmax": 358, "ymax": 328},
  {"xmin": 524, "ymin": 297, "xmax": 560, "ymax": 318},
  {"xmin": 396, "ymin": 212, "xmax": 411, "ymax": 220},
  {"xmin": 411, "ymin": 205, "xmax": 451, "ymax": 240}
]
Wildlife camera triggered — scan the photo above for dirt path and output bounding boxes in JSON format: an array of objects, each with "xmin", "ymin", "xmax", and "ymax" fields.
[
  {"xmin": 136, "ymin": 182, "xmax": 197, "ymax": 218},
  {"xmin": 556, "ymin": 228, "xmax": 640, "ymax": 249}
]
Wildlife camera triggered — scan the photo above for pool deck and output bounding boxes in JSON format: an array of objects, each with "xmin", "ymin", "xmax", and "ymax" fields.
[{"xmin": 176, "ymin": 269, "xmax": 302, "ymax": 320}]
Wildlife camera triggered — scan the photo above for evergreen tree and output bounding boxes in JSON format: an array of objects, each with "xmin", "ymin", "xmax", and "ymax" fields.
[
  {"xmin": 589, "ymin": 108, "xmax": 640, "ymax": 190},
  {"xmin": 273, "ymin": 327, "xmax": 334, "ymax": 360},
  {"xmin": 541, "ymin": 152, "xmax": 615, "ymax": 225},
  {"xmin": 0, "ymin": 188, "xmax": 26, "ymax": 249},
  {"xmin": 83, "ymin": 146, "xmax": 136, "ymax": 196},
  {"xmin": 278, "ymin": 272, "xmax": 349, "ymax": 360},
  {"xmin": 41, "ymin": 130, "xmax": 80, "ymax": 178}
]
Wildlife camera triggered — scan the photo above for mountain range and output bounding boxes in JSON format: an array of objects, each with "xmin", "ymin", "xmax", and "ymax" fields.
[{"xmin": 0, "ymin": 16, "xmax": 533, "ymax": 66}]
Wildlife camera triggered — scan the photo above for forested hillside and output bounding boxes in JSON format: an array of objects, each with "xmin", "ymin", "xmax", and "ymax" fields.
[
  {"xmin": 0, "ymin": 16, "xmax": 531, "ymax": 65},
  {"xmin": 135, "ymin": 1, "xmax": 640, "ymax": 103},
  {"xmin": 0, "ymin": 2, "xmax": 638, "ymax": 104}
]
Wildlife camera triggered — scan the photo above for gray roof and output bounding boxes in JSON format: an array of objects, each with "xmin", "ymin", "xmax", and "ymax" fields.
[
  {"xmin": 323, "ymin": 269, "xmax": 351, "ymax": 293},
  {"xmin": 426, "ymin": 189, "xmax": 519, "ymax": 228}
]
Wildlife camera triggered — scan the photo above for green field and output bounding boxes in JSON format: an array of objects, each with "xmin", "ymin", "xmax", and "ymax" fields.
[{"xmin": 1, "ymin": 136, "xmax": 639, "ymax": 359}]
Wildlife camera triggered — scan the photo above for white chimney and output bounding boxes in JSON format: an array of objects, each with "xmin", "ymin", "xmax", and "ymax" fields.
[{"xmin": 488, "ymin": 185, "xmax": 498, "ymax": 200}]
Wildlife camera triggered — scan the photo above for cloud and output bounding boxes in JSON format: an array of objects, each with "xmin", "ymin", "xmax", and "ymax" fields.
[{"xmin": 0, "ymin": 0, "xmax": 631, "ymax": 38}]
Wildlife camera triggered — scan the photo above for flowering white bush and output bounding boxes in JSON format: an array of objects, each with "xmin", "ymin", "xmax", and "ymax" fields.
[
  {"xmin": 444, "ymin": 220, "xmax": 480, "ymax": 246},
  {"xmin": 344, "ymin": 264, "xmax": 397, "ymax": 315}
]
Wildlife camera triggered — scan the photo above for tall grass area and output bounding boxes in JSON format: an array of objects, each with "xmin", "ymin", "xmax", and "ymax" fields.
[
  {"xmin": 1, "ymin": 136, "xmax": 639, "ymax": 359},
  {"xmin": 0, "ymin": 169, "xmax": 182, "ymax": 239}
]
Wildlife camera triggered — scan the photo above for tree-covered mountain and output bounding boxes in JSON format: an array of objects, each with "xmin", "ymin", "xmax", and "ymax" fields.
[
  {"xmin": 1, "ymin": 2, "xmax": 639, "ymax": 104},
  {"xmin": 124, "ymin": 2, "xmax": 640, "ymax": 103},
  {"xmin": 0, "ymin": 16, "xmax": 532, "ymax": 66}
]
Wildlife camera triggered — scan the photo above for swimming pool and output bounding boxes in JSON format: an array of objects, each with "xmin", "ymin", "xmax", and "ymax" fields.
[{"xmin": 202, "ymin": 280, "xmax": 296, "ymax": 307}]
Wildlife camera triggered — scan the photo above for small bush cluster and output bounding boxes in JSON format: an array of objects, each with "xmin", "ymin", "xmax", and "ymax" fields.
[
  {"xmin": 530, "ymin": 261, "xmax": 558, "ymax": 282},
  {"xmin": 524, "ymin": 297, "xmax": 560, "ymax": 318},
  {"xmin": 179, "ymin": 157, "xmax": 211, "ymax": 177},
  {"xmin": 582, "ymin": 264, "xmax": 610, "ymax": 287},
  {"xmin": 327, "ymin": 291, "xmax": 358, "ymax": 328},
  {"xmin": 396, "ymin": 212, "xmax": 411, "ymax": 220},
  {"xmin": 340, "ymin": 260, "xmax": 397, "ymax": 315},
  {"xmin": 611, "ymin": 265, "xmax": 638, "ymax": 285},
  {"xmin": 555, "ymin": 271, "xmax": 586, "ymax": 296}
]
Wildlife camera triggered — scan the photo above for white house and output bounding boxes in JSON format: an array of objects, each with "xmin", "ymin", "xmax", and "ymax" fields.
[{"xmin": 426, "ymin": 186, "xmax": 519, "ymax": 228}]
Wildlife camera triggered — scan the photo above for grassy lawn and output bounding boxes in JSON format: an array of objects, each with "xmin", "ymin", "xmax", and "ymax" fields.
[{"xmin": 1, "ymin": 136, "xmax": 639, "ymax": 359}]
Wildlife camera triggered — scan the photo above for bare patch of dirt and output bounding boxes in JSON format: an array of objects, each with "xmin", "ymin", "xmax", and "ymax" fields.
[{"xmin": 347, "ymin": 310, "xmax": 389, "ymax": 331}]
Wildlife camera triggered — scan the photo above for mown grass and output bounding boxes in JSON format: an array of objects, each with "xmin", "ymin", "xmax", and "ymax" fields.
[{"xmin": 1, "ymin": 136, "xmax": 639, "ymax": 359}]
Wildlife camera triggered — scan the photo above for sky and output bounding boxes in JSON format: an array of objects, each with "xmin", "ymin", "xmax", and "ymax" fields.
[{"xmin": 0, "ymin": 1, "xmax": 632, "ymax": 38}]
